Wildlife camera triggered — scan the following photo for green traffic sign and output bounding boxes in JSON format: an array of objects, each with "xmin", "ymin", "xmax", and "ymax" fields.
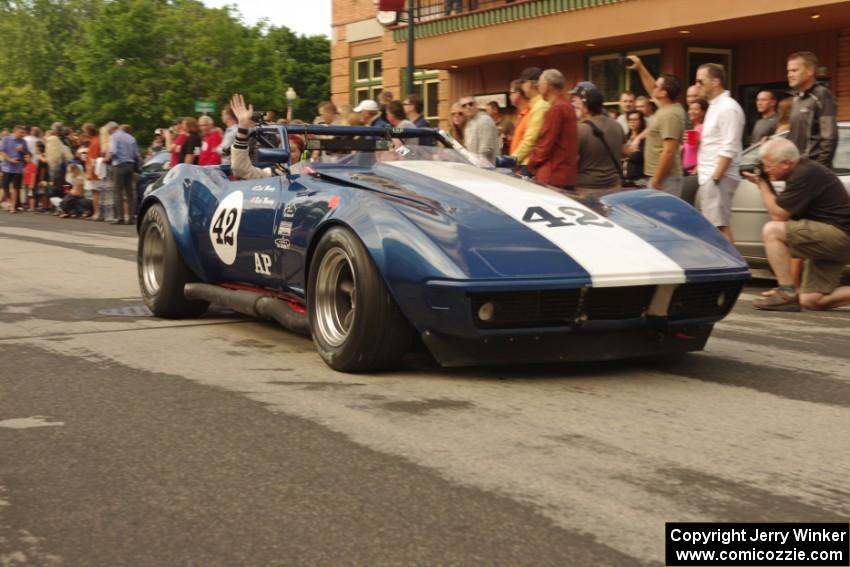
[{"xmin": 194, "ymin": 101, "xmax": 216, "ymax": 113}]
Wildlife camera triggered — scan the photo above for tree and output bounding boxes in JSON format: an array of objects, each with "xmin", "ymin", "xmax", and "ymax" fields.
[
  {"xmin": 0, "ymin": 85, "xmax": 57, "ymax": 127},
  {"xmin": 0, "ymin": 0, "xmax": 330, "ymax": 143}
]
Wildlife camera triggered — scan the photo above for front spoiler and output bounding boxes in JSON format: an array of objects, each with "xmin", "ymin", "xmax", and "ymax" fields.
[{"xmin": 421, "ymin": 324, "xmax": 713, "ymax": 367}]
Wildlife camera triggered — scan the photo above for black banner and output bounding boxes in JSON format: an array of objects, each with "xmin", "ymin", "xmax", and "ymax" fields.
[{"xmin": 666, "ymin": 523, "xmax": 849, "ymax": 566}]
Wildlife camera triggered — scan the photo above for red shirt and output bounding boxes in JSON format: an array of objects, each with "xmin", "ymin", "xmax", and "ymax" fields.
[
  {"xmin": 199, "ymin": 128, "xmax": 222, "ymax": 166},
  {"xmin": 86, "ymin": 137, "xmax": 101, "ymax": 181},
  {"xmin": 528, "ymin": 95, "xmax": 577, "ymax": 188},
  {"xmin": 170, "ymin": 133, "xmax": 187, "ymax": 167},
  {"xmin": 23, "ymin": 162, "xmax": 37, "ymax": 186}
]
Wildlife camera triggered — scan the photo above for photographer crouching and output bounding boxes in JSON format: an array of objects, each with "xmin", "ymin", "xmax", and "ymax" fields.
[{"xmin": 743, "ymin": 137, "xmax": 850, "ymax": 311}]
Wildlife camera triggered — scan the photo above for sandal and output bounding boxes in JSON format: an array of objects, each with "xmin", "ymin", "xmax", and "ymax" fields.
[{"xmin": 753, "ymin": 289, "xmax": 801, "ymax": 312}]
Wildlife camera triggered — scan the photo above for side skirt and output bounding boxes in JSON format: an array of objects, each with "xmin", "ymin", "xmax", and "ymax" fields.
[{"xmin": 184, "ymin": 283, "xmax": 310, "ymax": 336}]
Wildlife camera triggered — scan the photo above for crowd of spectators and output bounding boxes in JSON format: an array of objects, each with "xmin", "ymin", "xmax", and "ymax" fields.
[
  {"xmin": 435, "ymin": 50, "xmax": 847, "ymax": 311},
  {"xmin": 0, "ymin": 108, "xmax": 241, "ymax": 224},
  {"xmin": 3, "ymin": 49, "xmax": 847, "ymax": 311}
]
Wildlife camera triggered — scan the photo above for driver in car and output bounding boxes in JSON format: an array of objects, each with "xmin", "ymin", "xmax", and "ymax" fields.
[{"xmin": 229, "ymin": 93, "xmax": 304, "ymax": 179}]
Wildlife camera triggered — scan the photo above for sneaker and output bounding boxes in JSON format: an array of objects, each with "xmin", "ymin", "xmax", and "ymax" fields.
[
  {"xmin": 753, "ymin": 289, "xmax": 801, "ymax": 312},
  {"xmin": 111, "ymin": 218, "xmax": 125, "ymax": 225}
]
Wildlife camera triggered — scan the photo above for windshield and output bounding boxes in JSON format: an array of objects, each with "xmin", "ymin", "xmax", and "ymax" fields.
[
  {"xmin": 307, "ymin": 143, "xmax": 489, "ymax": 169},
  {"xmin": 741, "ymin": 127, "xmax": 850, "ymax": 172},
  {"xmin": 740, "ymin": 130, "xmax": 789, "ymax": 167}
]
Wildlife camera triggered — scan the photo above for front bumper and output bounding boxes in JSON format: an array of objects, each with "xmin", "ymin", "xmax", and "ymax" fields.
[{"xmin": 422, "ymin": 323, "xmax": 713, "ymax": 367}]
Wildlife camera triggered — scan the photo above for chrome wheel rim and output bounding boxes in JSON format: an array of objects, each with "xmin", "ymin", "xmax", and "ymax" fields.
[
  {"xmin": 314, "ymin": 248, "xmax": 357, "ymax": 348},
  {"xmin": 141, "ymin": 223, "xmax": 165, "ymax": 296}
]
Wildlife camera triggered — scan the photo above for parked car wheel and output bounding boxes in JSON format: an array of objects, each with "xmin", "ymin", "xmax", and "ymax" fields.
[
  {"xmin": 138, "ymin": 203, "xmax": 209, "ymax": 318},
  {"xmin": 308, "ymin": 227, "xmax": 413, "ymax": 372}
]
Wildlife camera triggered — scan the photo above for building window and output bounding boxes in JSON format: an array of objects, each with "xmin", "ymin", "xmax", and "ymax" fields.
[
  {"xmin": 687, "ymin": 47, "xmax": 733, "ymax": 87},
  {"xmin": 587, "ymin": 48, "xmax": 661, "ymax": 106},
  {"xmin": 352, "ymin": 55, "xmax": 383, "ymax": 104},
  {"xmin": 588, "ymin": 53, "xmax": 623, "ymax": 104}
]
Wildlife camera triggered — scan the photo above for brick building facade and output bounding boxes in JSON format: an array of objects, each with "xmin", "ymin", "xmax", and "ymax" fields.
[{"xmin": 332, "ymin": 0, "xmax": 850, "ymax": 130}]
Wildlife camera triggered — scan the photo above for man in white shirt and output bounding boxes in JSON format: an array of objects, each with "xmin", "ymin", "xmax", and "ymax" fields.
[{"xmin": 696, "ymin": 63, "xmax": 745, "ymax": 243}]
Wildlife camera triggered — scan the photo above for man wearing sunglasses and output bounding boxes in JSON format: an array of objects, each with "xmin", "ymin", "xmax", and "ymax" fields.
[
  {"xmin": 695, "ymin": 63, "xmax": 745, "ymax": 243},
  {"xmin": 459, "ymin": 96, "xmax": 500, "ymax": 164},
  {"xmin": 402, "ymin": 95, "xmax": 434, "ymax": 146}
]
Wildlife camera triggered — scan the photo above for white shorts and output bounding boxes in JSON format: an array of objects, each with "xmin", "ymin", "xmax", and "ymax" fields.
[
  {"xmin": 84, "ymin": 179, "xmax": 104, "ymax": 192},
  {"xmin": 697, "ymin": 176, "xmax": 737, "ymax": 227}
]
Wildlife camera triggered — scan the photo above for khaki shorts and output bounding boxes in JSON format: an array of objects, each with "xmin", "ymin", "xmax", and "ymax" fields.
[
  {"xmin": 786, "ymin": 219, "xmax": 850, "ymax": 294},
  {"xmin": 648, "ymin": 176, "xmax": 683, "ymax": 198},
  {"xmin": 697, "ymin": 176, "xmax": 737, "ymax": 227}
]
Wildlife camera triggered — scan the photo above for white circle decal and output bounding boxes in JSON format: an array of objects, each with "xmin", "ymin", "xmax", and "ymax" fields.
[{"xmin": 209, "ymin": 191, "xmax": 244, "ymax": 265}]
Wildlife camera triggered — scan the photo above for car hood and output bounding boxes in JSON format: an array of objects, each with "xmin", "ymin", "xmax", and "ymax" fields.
[{"xmin": 313, "ymin": 161, "xmax": 746, "ymax": 286}]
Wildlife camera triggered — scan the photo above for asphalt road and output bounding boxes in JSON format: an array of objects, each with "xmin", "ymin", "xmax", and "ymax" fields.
[{"xmin": 1, "ymin": 212, "xmax": 848, "ymax": 566}]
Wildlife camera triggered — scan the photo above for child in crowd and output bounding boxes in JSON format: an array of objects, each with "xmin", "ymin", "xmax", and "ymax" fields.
[
  {"xmin": 35, "ymin": 142, "xmax": 50, "ymax": 211},
  {"xmin": 58, "ymin": 163, "xmax": 93, "ymax": 218},
  {"xmin": 22, "ymin": 154, "xmax": 37, "ymax": 211}
]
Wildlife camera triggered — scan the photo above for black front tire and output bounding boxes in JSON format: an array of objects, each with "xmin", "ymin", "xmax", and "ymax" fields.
[
  {"xmin": 308, "ymin": 227, "xmax": 413, "ymax": 372},
  {"xmin": 138, "ymin": 203, "xmax": 209, "ymax": 318}
]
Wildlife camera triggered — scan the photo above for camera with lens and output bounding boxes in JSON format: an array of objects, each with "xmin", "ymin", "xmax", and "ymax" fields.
[
  {"xmin": 740, "ymin": 160, "xmax": 770, "ymax": 182},
  {"xmin": 618, "ymin": 55, "xmax": 636, "ymax": 69},
  {"xmin": 251, "ymin": 110, "xmax": 267, "ymax": 124}
]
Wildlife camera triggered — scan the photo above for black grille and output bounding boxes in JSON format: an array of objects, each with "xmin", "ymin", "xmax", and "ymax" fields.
[
  {"xmin": 583, "ymin": 285, "xmax": 655, "ymax": 320},
  {"xmin": 668, "ymin": 281, "xmax": 743, "ymax": 320},
  {"xmin": 471, "ymin": 289, "xmax": 581, "ymax": 328}
]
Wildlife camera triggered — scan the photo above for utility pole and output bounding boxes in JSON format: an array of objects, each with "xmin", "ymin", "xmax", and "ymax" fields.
[{"xmin": 406, "ymin": 0, "xmax": 415, "ymax": 97}]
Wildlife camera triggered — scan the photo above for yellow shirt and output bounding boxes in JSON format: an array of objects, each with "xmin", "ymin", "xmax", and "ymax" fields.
[{"xmin": 513, "ymin": 95, "xmax": 551, "ymax": 165}]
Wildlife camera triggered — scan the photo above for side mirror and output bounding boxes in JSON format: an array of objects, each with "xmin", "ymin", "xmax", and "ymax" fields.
[{"xmin": 256, "ymin": 148, "xmax": 291, "ymax": 164}]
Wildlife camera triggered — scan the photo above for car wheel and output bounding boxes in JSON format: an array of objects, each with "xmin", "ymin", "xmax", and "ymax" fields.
[
  {"xmin": 138, "ymin": 203, "xmax": 209, "ymax": 318},
  {"xmin": 308, "ymin": 227, "xmax": 413, "ymax": 372}
]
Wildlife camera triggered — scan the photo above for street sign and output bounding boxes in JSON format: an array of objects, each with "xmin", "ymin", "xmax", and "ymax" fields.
[{"xmin": 194, "ymin": 101, "xmax": 216, "ymax": 113}]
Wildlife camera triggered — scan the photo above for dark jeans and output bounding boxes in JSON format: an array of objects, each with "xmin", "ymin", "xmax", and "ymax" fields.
[
  {"xmin": 49, "ymin": 166, "xmax": 64, "ymax": 198},
  {"xmin": 60, "ymin": 195, "xmax": 93, "ymax": 216},
  {"xmin": 113, "ymin": 162, "xmax": 136, "ymax": 220}
]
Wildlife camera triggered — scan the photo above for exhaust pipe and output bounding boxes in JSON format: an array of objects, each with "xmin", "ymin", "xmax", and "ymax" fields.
[{"xmin": 184, "ymin": 283, "xmax": 310, "ymax": 336}]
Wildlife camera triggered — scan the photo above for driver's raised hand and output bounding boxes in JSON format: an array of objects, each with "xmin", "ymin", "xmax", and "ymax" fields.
[{"xmin": 230, "ymin": 93, "xmax": 254, "ymax": 129}]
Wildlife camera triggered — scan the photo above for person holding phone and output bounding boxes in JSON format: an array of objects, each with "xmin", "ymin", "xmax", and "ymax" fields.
[{"xmin": 627, "ymin": 55, "xmax": 686, "ymax": 197}]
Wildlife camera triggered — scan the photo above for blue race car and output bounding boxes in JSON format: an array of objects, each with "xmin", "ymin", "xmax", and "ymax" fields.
[{"xmin": 137, "ymin": 125, "xmax": 750, "ymax": 372}]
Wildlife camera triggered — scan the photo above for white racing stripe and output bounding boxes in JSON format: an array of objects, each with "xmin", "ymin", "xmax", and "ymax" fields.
[{"xmin": 384, "ymin": 161, "xmax": 686, "ymax": 287}]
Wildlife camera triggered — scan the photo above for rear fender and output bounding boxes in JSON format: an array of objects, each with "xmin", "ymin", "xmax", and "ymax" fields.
[{"xmin": 139, "ymin": 182, "xmax": 209, "ymax": 283}]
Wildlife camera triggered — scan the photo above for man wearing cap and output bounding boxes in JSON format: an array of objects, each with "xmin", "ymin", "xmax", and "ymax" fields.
[
  {"xmin": 627, "ymin": 55, "xmax": 686, "ymax": 197},
  {"xmin": 576, "ymin": 88, "xmax": 626, "ymax": 191},
  {"xmin": 527, "ymin": 69, "xmax": 576, "ymax": 190},
  {"xmin": 511, "ymin": 67, "xmax": 550, "ymax": 176},
  {"xmin": 570, "ymin": 81, "xmax": 596, "ymax": 117},
  {"xmin": 353, "ymin": 100, "xmax": 390, "ymax": 129}
]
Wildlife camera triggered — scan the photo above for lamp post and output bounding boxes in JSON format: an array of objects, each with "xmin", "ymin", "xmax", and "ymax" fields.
[
  {"xmin": 406, "ymin": 0, "xmax": 415, "ymax": 97},
  {"xmin": 286, "ymin": 87, "xmax": 297, "ymax": 122}
]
